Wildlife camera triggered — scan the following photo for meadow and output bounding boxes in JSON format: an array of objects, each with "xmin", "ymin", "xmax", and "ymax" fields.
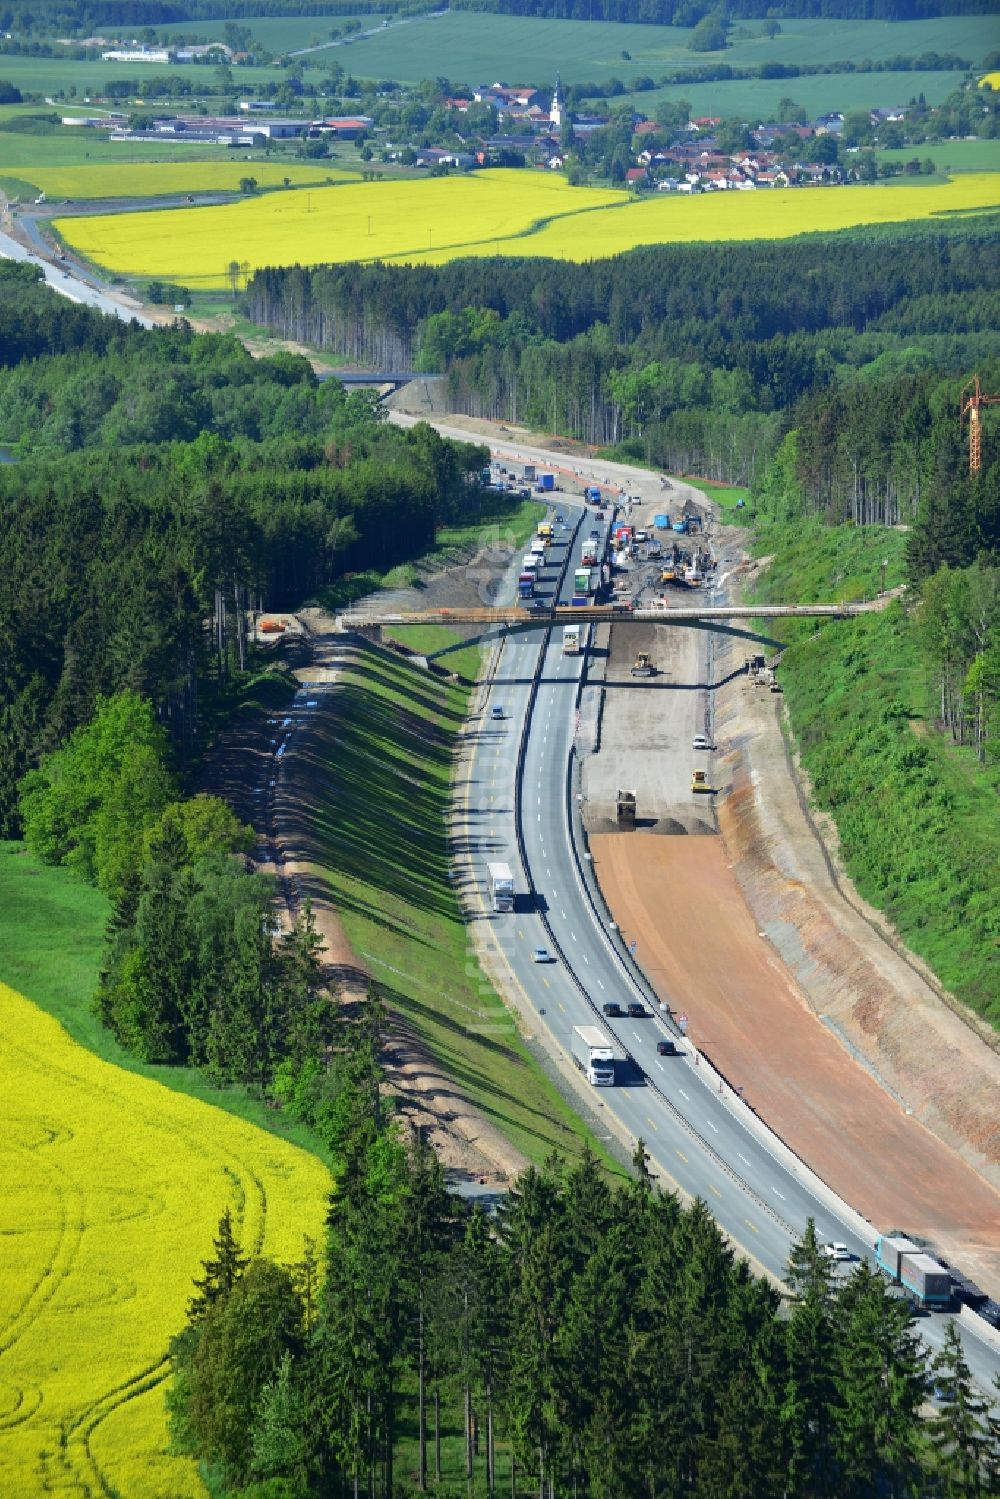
[
  {"xmin": 54, "ymin": 168, "xmax": 1000, "ymax": 285},
  {"xmin": 609, "ymin": 68, "xmax": 967, "ymax": 123},
  {"xmin": 2, "ymin": 159, "xmax": 356, "ymax": 199},
  {"xmin": 0, "ymin": 51, "xmax": 285, "ymax": 97},
  {"xmin": 288, "ymin": 11, "xmax": 1000, "ymax": 88},
  {"xmin": 0, "ymin": 978, "xmax": 330, "ymax": 1498},
  {"xmin": 875, "ymin": 139, "xmax": 1000, "ymax": 175}
]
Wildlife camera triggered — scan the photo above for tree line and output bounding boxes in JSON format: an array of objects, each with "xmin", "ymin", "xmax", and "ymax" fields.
[
  {"xmin": 450, "ymin": 0, "xmax": 992, "ymax": 25},
  {"xmin": 243, "ymin": 221, "xmax": 1000, "ymax": 486},
  {"xmin": 0, "ymin": 264, "xmax": 487, "ymax": 837},
  {"xmin": 167, "ymin": 984, "xmax": 1000, "ymax": 1498}
]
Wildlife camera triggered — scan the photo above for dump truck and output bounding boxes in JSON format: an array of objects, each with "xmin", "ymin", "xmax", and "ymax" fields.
[
  {"xmin": 616, "ymin": 789, "xmax": 637, "ymax": 827},
  {"xmin": 660, "ymin": 567, "xmax": 678, "ymax": 586},
  {"xmin": 631, "ymin": 653, "xmax": 655, "ymax": 677},
  {"xmin": 691, "ymin": 770, "xmax": 711, "ymax": 793},
  {"xmin": 487, "ymin": 862, "xmax": 514, "ymax": 913},
  {"xmin": 570, "ymin": 1025, "xmax": 617, "ymax": 1086},
  {"xmin": 654, "ymin": 513, "xmax": 669, "ymax": 529},
  {"xmin": 563, "ymin": 623, "xmax": 582, "ymax": 655}
]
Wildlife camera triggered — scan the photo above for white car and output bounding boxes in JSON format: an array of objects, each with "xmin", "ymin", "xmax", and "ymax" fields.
[
  {"xmin": 532, "ymin": 947, "xmax": 552, "ymax": 964},
  {"xmin": 823, "ymin": 1243, "xmax": 852, "ymax": 1262},
  {"xmin": 692, "ymin": 734, "xmax": 712, "ymax": 750}
]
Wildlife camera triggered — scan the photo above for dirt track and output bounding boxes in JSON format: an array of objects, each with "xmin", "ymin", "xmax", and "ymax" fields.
[{"xmin": 591, "ymin": 832, "xmax": 1000, "ymax": 1295}]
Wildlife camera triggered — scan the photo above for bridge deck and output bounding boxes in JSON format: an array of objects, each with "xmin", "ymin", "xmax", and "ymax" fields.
[{"xmin": 339, "ymin": 600, "xmax": 886, "ymax": 628}]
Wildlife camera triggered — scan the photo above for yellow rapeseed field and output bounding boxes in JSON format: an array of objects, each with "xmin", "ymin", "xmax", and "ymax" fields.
[
  {"xmin": 0, "ymin": 981, "xmax": 331, "ymax": 1499},
  {"xmin": 54, "ymin": 170, "xmax": 626, "ymax": 286},
  {"xmin": 979, "ymin": 72, "xmax": 1000, "ymax": 90},
  {"xmin": 19, "ymin": 160, "xmax": 357, "ymax": 199},
  {"xmin": 55, "ymin": 168, "xmax": 1000, "ymax": 284}
]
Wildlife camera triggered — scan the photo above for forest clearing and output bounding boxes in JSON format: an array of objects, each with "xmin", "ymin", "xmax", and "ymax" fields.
[
  {"xmin": 54, "ymin": 168, "xmax": 1000, "ymax": 286},
  {"xmin": 0, "ymin": 980, "xmax": 330, "ymax": 1499}
]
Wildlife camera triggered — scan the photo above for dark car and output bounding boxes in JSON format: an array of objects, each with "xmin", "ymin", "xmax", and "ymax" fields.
[
  {"xmin": 656, "ymin": 1038, "xmax": 676, "ymax": 1056},
  {"xmin": 529, "ymin": 598, "xmax": 548, "ymax": 612},
  {"xmin": 602, "ymin": 1002, "xmax": 623, "ymax": 1018},
  {"xmin": 627, "ymin": 1002, "xmax": 648, "ymax": 1019}
]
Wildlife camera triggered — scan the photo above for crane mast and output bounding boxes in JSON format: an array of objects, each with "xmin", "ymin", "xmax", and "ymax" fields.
[{"xmin": 960, "ymin": 374, "xmax": 1000, "ymax": 474}]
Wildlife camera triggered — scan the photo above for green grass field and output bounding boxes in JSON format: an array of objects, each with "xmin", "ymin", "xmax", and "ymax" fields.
[
  {"xmin": 689, "ymin": 478, "xmax": 750, "ymax": 510},
  {"xmin": 876, "ymin": 139, "xmax": 1000, "ymax": 174},
  {"xmin": 0, "ymin": 840, "xmax": 328, "ymax": 1155},
  {"xmin": 302, "ymin": 12, "xmax": 998, "ymax": 88},
  {"xmin": 0, "ymin": 51, "xmax": 286, "ymax": 97},
  {"xmin": 158, "ymin": 13, "xmax": 392, "ymax": 54},
  {"xmin": 301, "ymin": 639, "xmax": 613, "ymax": 1169},
  {"xmin": 612, "ymin": 69, "xmax": 966, "ymax": 123}
]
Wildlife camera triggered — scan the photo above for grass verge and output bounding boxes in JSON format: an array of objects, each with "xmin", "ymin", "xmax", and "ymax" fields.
[
  {"xmin": 304, "ymin": 636, "xmax": 613, "ymax": 1168},
  {"xmin": 747, "ymin": 520, "xmax": 999, "ymax": 1028},
  {"xmin": 0, "ymin": 840, "xmax": 331, "ymax": 1158}
]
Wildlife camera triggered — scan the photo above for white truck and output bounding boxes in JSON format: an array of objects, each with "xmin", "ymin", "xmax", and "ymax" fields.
[
  {"xmin": 571, "ymin": 1025, "xmax": 616, "ymax": 1086},
  {"xmin": 487, "ymin": 862, "xmax": 514, "ymax": 913},
  {"xmin": 563, "ymin": 623, "xmax": 582, "ymax": 655}
]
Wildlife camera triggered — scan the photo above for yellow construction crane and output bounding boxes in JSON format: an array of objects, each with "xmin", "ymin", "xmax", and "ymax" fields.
[{"xmin": 960, "ymin": 375, "xmax": 1000, "ymax": 474}]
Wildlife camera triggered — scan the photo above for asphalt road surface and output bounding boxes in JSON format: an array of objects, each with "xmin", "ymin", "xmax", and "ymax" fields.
[
  {"xmin": 0, "ymin": 226, "xmax": 155, "ymax": 326},
  {"xmin": 459, "ymin": 470, "xmax": 1000, "ymax": 1395}
]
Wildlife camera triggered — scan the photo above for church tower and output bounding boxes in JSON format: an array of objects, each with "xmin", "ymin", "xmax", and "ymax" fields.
[{"xmin": 550, "ymin": 74, "xmax": 563, "ymax": 129}]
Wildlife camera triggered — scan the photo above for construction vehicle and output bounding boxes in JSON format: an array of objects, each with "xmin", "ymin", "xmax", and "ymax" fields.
[
  {"xmin": 258, "ymin": 618, "xmax": 287, "ymax": 634},
  {"xmin": 659, "ymin": 566, "xmax": 678, "ymax": 586},
  {"xmin": 691, "ymin": 769, "xmax": 711, "ymax": 794},
  {"xmin": 616, "ymin": 789, "xmax": 637, "ymax": 827},
  {"xmin": 631, "ymin": 652, "xmax": 655, "ymax": 677},
  {"xmin": 960, "ymin": 374, "xmax": 1000, "ymax": 474},
  {"xmin": 654, "ymin": 513, "xmax": 669, "ymax": 529}
]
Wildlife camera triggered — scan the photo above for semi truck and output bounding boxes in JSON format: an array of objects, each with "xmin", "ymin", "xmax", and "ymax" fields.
[
  {"xmin": 570, "ymin": 1025, "xmax": 616, "ymax": 1086},
  {"xmin": 875, "ymin": 1234, "xmax": 951, "ymax": 1309},
  {"xmin": 538, "ymin": 473, "xmax": 555, "ymax": 491},
  {"xmin": 581, "ymin": 539, "xmax": 600, "ymax": 566},
  {"xmin": 563, "ymin": 623, "xmax": 582, "ymax": 655},
  {"xmin": 518, "ymin": 572, "xmax": 535, "ymax": 600},
  {"xmin": 537, "ymin": 521, "xmax": 554, "ymax": 545},
  {"xmin": 585, "ymin": 485, "xmax": 602, "ymax": 504},
  {"xmin": 574, "ymin": 566, "xmax": 592, "ymax": 595},
  {"xmin": 487, "ymin": 862, "xmax": 514, "ymax": 913}
]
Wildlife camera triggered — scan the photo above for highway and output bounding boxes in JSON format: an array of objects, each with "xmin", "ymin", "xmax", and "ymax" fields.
[
  {"xmin": 0, "ymin": 225, "xmax": 155, "ymax": 326},
  {"xmin": 462, "ymin": 479, "xmax": 1000, "ymax": 1393}
]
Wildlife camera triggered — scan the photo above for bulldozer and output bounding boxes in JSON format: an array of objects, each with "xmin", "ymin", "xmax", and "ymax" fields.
[
  {"xmin": 691, "ymin": 769, "xmax": 712, "ymax": 794},
  {"xmin": 630, "ymin": 652, "xmax": 655, "ymax": 677},
  {"xmin": 616, "ymin": 789, "xmax": 637, "ymax": 828}
]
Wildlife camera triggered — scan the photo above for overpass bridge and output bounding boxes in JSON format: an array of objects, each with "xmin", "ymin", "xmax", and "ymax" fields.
[{"xmin": 337, "ymin": 599, "xmax": 890, "ymax": 630}]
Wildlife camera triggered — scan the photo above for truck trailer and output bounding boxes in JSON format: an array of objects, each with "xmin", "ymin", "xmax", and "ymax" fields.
[
  {"xmin": 900, "ymin": 1253, "xmax": 951, "ymax": 1309},
  {"xmin": 563, "ymin": 624, "xmax": 582, "ymax": 655},
  {"xmin": 487, "ymin": 862, "xmax": 514, "ymax": 913},
  {"xmin": 518, "ymin": 572, "xmax": 535, "ymax": 599},
  {"xmin": 581, "ymin": 540, "xmax": 600, "ymax": 566},
  {"xmin": 570, "ymin": 1025, "xmax": 616, "ymax": 1086},
  {"xmin": 539, "ymin": 473, "xmax": 555, "ymax": 491}
]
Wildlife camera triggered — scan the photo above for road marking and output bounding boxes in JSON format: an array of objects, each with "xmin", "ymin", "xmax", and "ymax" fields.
[
  {"xmin": 709, "ymin": 1185, "xmax": 722, "ymax": 1198},
  {"xmin": 558, "ymin": 1001, "xmax": 566, "ymax": 1012},
  {"xmin": 738, "ymin": 1153, "xmax": 751, "ymax": 1166},
  {"xmin": 705, "ymin": 1119, "xmax": 718, "ymax": 1133},
  {"xmin": 675, "ymin": 1149, "xmax": 688, "ymax": 1164},
  {"xmin": 744, "ymin": 1219, "xmax": 759, "ymax": 1235},
  {"xmin": 546, "ymin": 867, "xmax": 551, "ymax": 877},
  {"xmin": 581, "ymin": 953, "xmax": 589, "ymax": 965},
  {"xmin": 633, "ymin": 1031, "xmax": 643, "ymax": 1044},
  {"xmin": 678, "ymin": 1088, "xmax": 690, "ymax": 1101},
  {"xmin": 646, "ymin": 1117, "xmax": 658, "ymax": 1132},
  {"xmin": 596, "ymin": 979, "xmax": 605, "ymax": 990},
  {"xmin": 517, "ymin": 929, "xmax": 525, "ymax": 940},
  {"xmin": 561, "ymin": 910, "xmax": 567, "ymax": 920},
  {"xmin": 773, "ymin": 1187, "xmax": 786, "ymax": 1201},
  {"xmin": 537, "ymin": 813, "xmax": 541, "ymax": 822}
]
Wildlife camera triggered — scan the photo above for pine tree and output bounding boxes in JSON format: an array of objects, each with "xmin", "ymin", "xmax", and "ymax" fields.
[
  {"xmin": 830, "ymin": 1261, "xmax": 926, "ymax": 1497},
  {"xmin": 187, "ymin": 1207, "xmax": 247, "ymax": 1324},
  {"xmin": 927, "ymin": 1321, "xmax": 991, "ymax": 1497},
  {"xmin": 782, "ymin": 1218, "xmax": 837, "ymax": 1497}
]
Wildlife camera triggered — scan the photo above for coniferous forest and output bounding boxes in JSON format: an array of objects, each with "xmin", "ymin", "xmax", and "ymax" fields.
[{"xmin": 166, "ymin": 987, "xmax": 1000, "ymax": 1499}]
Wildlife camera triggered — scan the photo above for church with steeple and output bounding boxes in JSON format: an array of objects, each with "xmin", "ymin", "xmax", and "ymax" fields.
[{"xmin": 549, "ymin": 74, "xmax": 563, "ymax": 129}]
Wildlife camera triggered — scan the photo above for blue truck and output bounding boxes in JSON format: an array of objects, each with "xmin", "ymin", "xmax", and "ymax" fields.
[
  {"xmin": 654, "ymin": 513, "xmax": 669, "ymax": 529},
  {"xmin": 672, "ymin": 516, "xmax": 689, "ymax": 534},
  {"xmin": 538, "ymin": 472, "xmax": 555, "ymax": 491},
  {"xmin": 585, "ymin": 485, "xmax": 602, "ymax": 504},
  {"xmin": 875, "ymin": 1234, "xmax": 951, "ymax": 1309}
]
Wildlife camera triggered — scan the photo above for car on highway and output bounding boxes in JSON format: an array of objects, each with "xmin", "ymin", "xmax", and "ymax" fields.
[
  {"xmin": 589, "ymin": 529, "xmax": 600, "ymax": 539},
  {"xmin": 656, "ymin": 1038, "xmax": 677, "ymax": 1056},
  {"xmin": 532, "ymin": 947, "xmax": 552, "ymax": 964},
  {"xmin": 627, "ymin": 1002, "xmax": 649, "ymax": 1019},
  {"xmin": 529, "ymin": 599, "xmax": 548, "ymax": 612},
  {"xmin": 823, "ymin": 1243, "xmax": 853, "ymax": 1261},
  {"xmin": 555, "ymin": 513, "xmax": 564, "ymax": 522},
  {"xmin": 602, "ymin": 1002, "xmax": 623, "ymax": 1017},
  {"xmin": 490, "ymin": 705, "xmax": 505, "ymax": 721},
  {"xmin": 692, "ymin": 734, "xmax": 712, "ymax": 750}
]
